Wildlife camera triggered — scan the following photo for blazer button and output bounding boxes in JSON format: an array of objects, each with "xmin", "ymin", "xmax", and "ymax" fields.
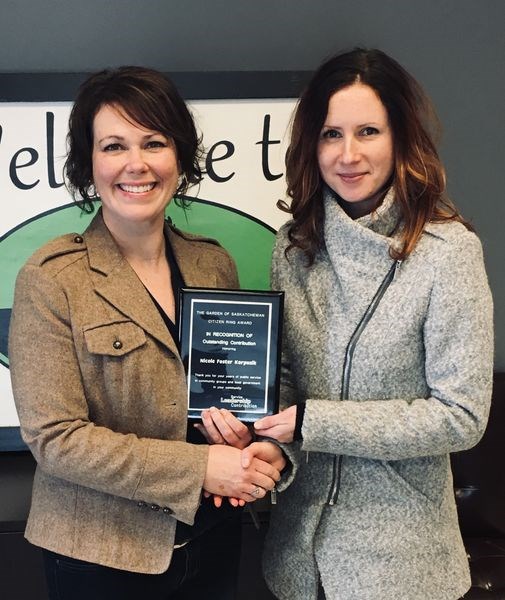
[
  {"xmin": 112, "ymin": 340, "xmax": 123, "ymax": 350},
  {"xmin": 137, "ymin": 501, "xmax": 147, "ymax": 508},
  {"xmin": 73, "ymin": 235, "xmax": 83, "ymax": 243},
  {"xmin": 162, "ymin": 507, "xmax": 173, "ymax": 515},
  {"xmin": 151, "ymin": 504, "xmax": 160, "ymax": 511}
]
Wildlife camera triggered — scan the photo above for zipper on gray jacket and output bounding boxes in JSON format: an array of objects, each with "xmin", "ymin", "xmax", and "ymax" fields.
[{"xmin": 327, "ymin": 260, "xmax": 401, "ymax": 506}]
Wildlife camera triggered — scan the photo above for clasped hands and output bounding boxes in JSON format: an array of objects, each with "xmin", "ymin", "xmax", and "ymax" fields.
[{"xmin": 199, "ymin": 406, "xmax": 294, "ymax": 507}]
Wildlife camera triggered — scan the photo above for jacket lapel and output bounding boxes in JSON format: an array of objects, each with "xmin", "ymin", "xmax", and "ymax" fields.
[{"xmin": 84, "ymin": 213, "xmax": 178, "ymax": 355}]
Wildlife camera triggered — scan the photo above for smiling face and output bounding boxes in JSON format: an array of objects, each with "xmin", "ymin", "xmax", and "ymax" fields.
[
  {"xmin": 317, "ymin": 82, "xmax": 394, "ymax": 217},
  {"xmin": 92, "ymin": 104, "xmax": 180, "ymax": 232}
]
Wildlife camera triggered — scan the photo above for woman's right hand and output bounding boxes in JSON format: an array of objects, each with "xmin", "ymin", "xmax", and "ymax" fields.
[
  {"xmin": 203, "ymin": 444, "xmax": 281, "ymax": 502},
  {"xmin": 196, "ymin": 408, "xmax": 253, "ymax": 507}
]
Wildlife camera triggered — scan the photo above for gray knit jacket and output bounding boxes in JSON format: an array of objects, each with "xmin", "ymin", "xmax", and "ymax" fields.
[{"xmin": 263, "ymin": 190, "xmax": 494, "ymax": 600}]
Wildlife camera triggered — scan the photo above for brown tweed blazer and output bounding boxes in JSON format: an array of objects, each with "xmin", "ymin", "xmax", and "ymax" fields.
[{"xmin": 9, "ymin": 211, "xmax": 239, "ymax": 574}]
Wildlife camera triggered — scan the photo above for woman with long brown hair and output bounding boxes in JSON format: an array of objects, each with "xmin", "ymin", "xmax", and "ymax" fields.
[{"xmin": 205, "ymin": 48, "xmax": 493, "ymax": 599}]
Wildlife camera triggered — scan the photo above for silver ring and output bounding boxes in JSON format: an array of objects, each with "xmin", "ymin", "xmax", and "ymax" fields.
[{"xmin": 251, "ymin": 486, "xmax": 261, "ymax": 497}]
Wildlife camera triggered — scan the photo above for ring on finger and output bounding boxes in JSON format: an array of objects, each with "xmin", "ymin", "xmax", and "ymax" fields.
[{"xmin": 251, "ymin": 486, "xmax": 262, "ymax": 497}]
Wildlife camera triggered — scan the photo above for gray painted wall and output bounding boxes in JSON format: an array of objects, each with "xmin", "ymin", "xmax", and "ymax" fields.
[
  {"xmin": 0, "ymin": 0, "xmax": 503, "ymax": 522},
  {"xmin": 2, "ymin": 0, "xmax": 503, "ymax": 366}
]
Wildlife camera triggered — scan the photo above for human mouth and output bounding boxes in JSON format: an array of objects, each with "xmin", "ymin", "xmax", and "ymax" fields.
[
  {"xmin": 118, "ymin": 183, "xmax": 156, "ymax": 193},
  {"xmin": 338, "ymin": 172, "xmax": 366, "ymax": 184}
]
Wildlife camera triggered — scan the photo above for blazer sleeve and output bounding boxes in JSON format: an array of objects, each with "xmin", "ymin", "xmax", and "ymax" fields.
[
  {"xmin": 271, "ymin": 236, "xmax": 301, "ymax": 411},
  {"xmin": 300, "ymin": 231, "xmax": 494, "ymax": 461},
  {"xmin": 9, "ymin": 262, "xmax": 208, "ymax": 526}
]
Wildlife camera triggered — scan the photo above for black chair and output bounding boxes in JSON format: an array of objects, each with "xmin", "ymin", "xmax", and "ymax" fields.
[{"xmin": 452, "ymin": 373, "xmax": 505, "ymax": 599}]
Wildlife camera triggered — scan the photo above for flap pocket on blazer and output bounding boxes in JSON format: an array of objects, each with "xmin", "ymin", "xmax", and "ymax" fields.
[{"xmin": 84, "ymin": 321, "xmax": 146, "ymax": 356}]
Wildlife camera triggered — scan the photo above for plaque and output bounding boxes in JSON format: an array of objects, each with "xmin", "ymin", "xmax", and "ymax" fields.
[{"xmin": 179, "ymin": 288, "xmax": 283, "ymax": 422}]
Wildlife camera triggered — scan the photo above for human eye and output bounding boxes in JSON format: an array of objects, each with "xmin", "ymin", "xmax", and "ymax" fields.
[
  {"xmin": 145, "ymin": 139, "xmax": 167, "ymax": 149},
  {"xmin": 103, "ymin": 142, "xmax": 123, "ymax": 152},
  {"xmin": 360, "ymin": 126, "xmax": 379, "ymax": 136},
  {"xmin": 321, "ymin": 128, "xmax": 341, "ymax": 140},
  {"xmin": 146, "ymin": 140, "xmax": 166, "ymax": 148}
]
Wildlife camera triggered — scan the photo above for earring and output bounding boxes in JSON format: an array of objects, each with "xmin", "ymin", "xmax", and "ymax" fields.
[{"xmin": 87, "ymin": 183, "xmax": 100, "ymax": 199}]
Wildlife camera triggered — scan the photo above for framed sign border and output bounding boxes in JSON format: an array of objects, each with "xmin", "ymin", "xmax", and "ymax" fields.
[{"xmin": 0, "ymin": 71, "xmax": 310, "ymax": 101}]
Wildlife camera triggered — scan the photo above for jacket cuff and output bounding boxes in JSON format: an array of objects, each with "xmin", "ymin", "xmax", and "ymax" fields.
[{"xmin": 293, "ymin": 402, "xmax": 306, "ymax": 441}]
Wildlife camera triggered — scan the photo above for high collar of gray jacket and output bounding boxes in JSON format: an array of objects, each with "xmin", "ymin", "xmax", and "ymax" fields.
[{"xmin": 323, "ymin": 186, "xmax": 401, "ymax": 278}]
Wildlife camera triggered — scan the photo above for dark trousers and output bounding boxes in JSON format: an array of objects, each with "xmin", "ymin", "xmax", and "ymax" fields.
[{"xmin": 42, "ymin": 514, "xmax": 242, "ymax": 600}]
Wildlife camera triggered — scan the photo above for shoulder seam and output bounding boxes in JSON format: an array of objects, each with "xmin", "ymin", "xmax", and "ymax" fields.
[{"xmin": 26, "ymin": 248, "xmax": 86, "ymax": 277}]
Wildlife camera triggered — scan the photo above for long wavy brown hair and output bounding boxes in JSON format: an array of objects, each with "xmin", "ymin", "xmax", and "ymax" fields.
[{"xmin": 281, "ymin": 48, "xmax": 471, "ymax": 265}]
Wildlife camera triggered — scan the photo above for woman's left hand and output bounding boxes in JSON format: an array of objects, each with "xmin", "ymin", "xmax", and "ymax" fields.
[
  {"xmin": 202, "ymin": 489, "xmax": 245, "ymax": 508},
  {"xmin": 254, "ymin": 405, "xmax": 297, "ymax": 443},
  {"xmin": 194, "ymin": 407, "xmax": 253, "ymax": 449}
]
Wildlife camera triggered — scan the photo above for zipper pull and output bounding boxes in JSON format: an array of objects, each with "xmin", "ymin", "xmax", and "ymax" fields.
[
  {"xmin": 271, "ymin": 487, "xmax": 277, "ymax": 505},
  {"xmin": 393, "ymin": 259, "xmax": 402, "ymax": 280}
]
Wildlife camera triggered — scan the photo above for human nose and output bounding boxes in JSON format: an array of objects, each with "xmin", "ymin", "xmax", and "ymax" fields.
[
  {"xmin": 340, "ymin": 136, "xmax": 360, "ymax": 164},
  {"xmin": 125, "ymin": 147, "xmax": 148, "ymax": 173}
]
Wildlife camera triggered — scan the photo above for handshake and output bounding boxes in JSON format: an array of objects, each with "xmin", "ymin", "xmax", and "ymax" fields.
[{"xmin": 198, "ymin": 407, "xmax": 289, "ymax": 507}]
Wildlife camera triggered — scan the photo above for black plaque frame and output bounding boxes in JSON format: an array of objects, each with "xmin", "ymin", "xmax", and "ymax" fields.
[{"xmin": 179, "ymin": 288, "xmax": 283, "ymax": 422}]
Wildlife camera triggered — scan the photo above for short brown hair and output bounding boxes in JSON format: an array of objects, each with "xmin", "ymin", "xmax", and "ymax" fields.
[
  {"xmin": 65, "ymin": 66, "xmax": 202, "ymax": 212},
  {"xmin": 282, "ymin": 48, "xmax": 469, "ymax": 264}
]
